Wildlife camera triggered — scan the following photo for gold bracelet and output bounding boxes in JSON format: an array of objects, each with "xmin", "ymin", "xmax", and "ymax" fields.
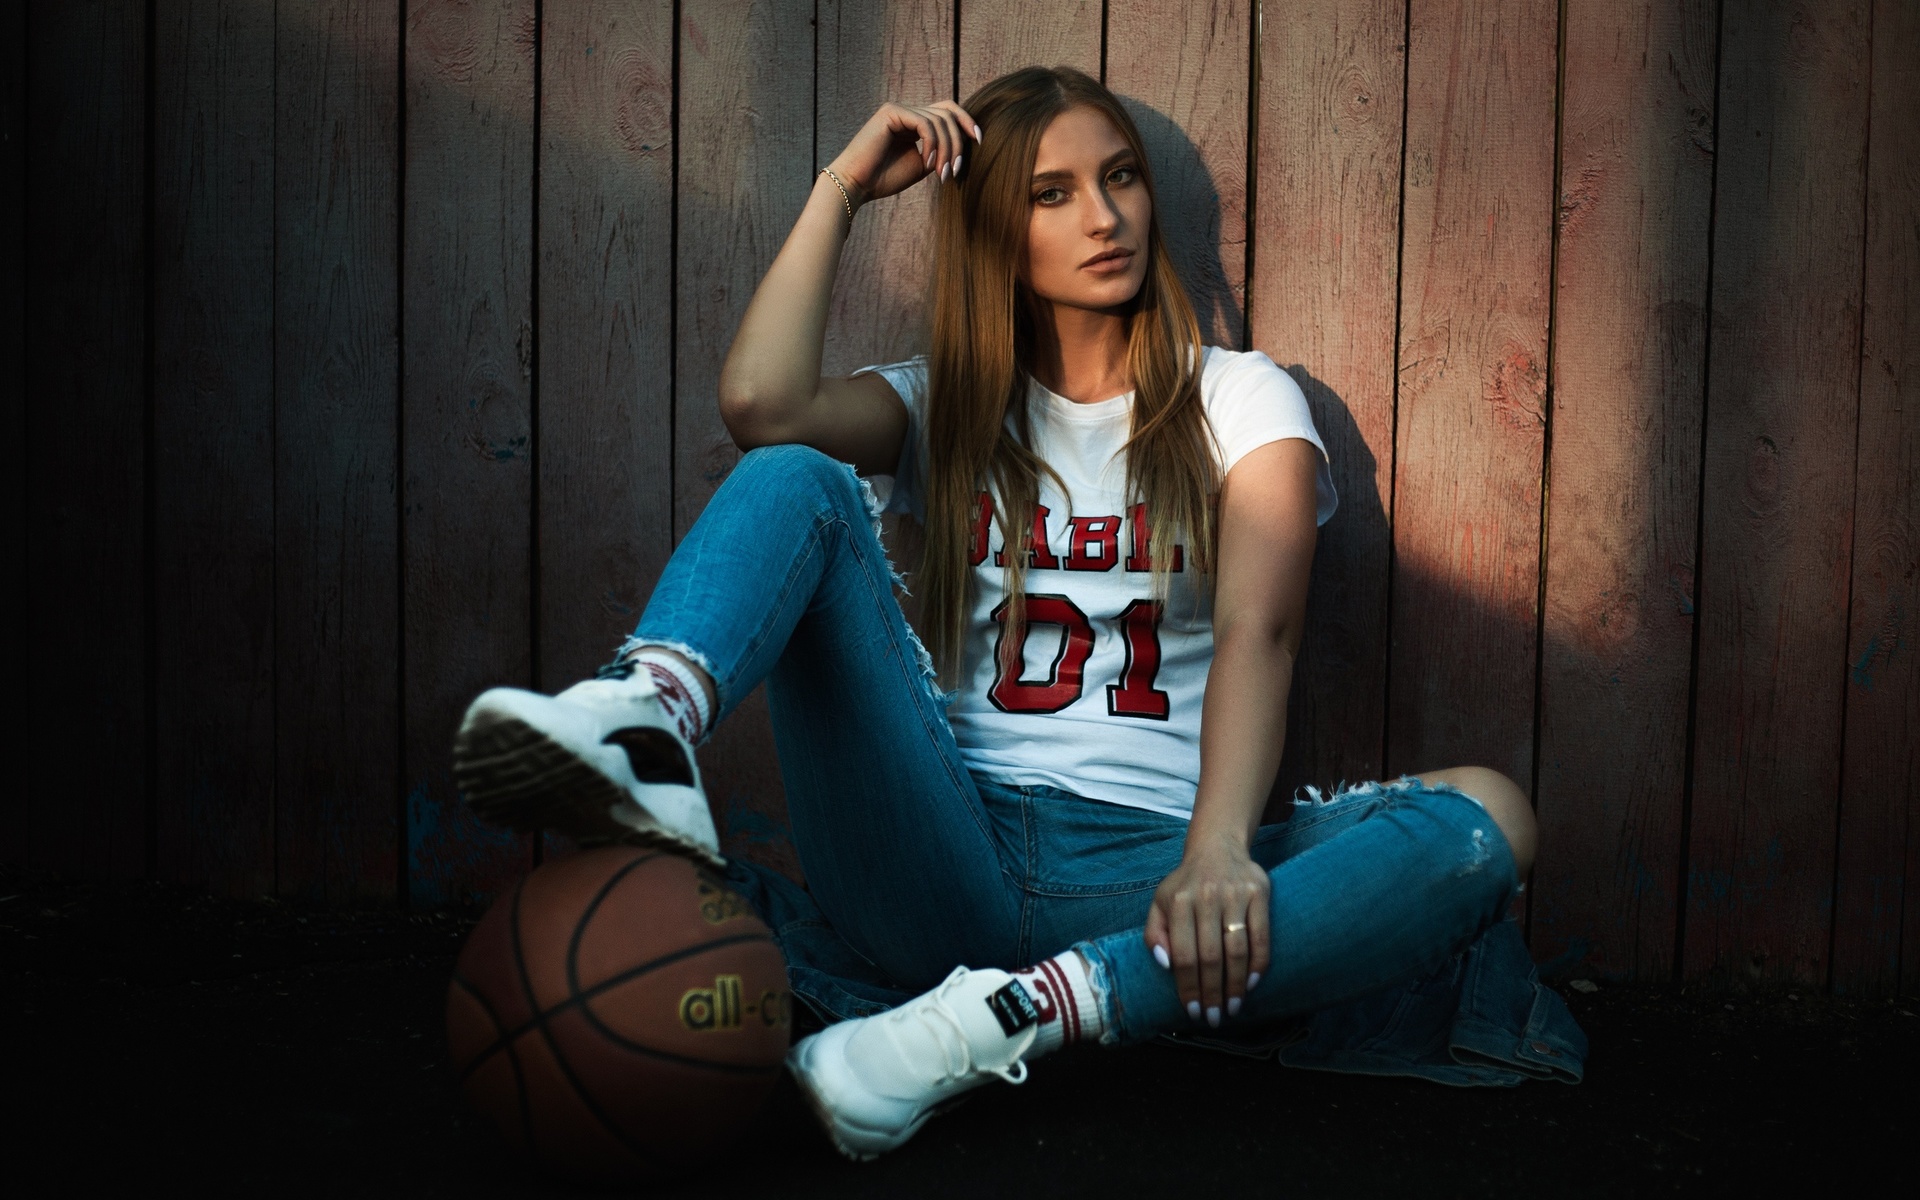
[{"xmin": 819, "ymin": 167, "xmax": 857, "ymax": 222}]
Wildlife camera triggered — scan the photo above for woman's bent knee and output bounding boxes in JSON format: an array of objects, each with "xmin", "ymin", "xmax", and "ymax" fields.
[
  {"xmin": 1416, "ymin": 765, "xmax": 1535, "ymax": 875},
  {"xmin": 729, "ymin": 443, "xmax": 872, "ymax": 517}
]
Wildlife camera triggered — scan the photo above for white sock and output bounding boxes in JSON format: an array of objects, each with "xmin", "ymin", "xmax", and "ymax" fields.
[
  {"xmin": 1006, "ymin": 950, "xmax": 1104, "ymax": 1058},
  {"xmin": 623, "ymin": 649, "xmax": 712, "ymax": 746}
]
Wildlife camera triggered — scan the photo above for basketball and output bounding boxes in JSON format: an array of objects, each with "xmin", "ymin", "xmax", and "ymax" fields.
[{"xmin": 445, "ymin": 847, "xmax": 792, "ymax": 1181}]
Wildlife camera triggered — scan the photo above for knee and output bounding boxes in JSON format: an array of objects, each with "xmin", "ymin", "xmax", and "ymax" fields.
[
  {"xmin": 1417, "ymin": 765, "xmax": 1536, "ymax": 876},
  {"xmin": 731, "ymin": 444, "xmax": 871, "ymax": 515}
]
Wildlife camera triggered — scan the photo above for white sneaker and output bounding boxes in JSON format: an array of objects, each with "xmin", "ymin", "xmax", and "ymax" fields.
[
  {"xmin": 451, "ymin": 667, "xmax": 723, "ymax": 867},
  {"xmin": 787, "ymin": 966, "xmax": 1041, "ymax": 1160}
]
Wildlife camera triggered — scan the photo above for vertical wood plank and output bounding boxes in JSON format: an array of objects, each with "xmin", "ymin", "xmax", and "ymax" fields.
[
  {"xmin": 25, "ymin": 0, "xmax": 150, "ymax": 879},
  {"xmin": 1530, "ymin": 0, "xmax": 1718, "ymax": 982},
  {"xmin": 1684, "ymin": 0, "xmax": 1870, "ymax": 987},
  {"xmin": 537, "ymin": 1, "xmax": 675, "ymax": 693},
  {"xmin": 0, "ymin": 0, "xmax": 25, "ymax": 862},
  {"xmin": 1388, "ymin": 0, "xmax": 1557, "ymax": 787},
  {"xmin": 1834, "ymin": 0, "xmax": 1918, "ymax": 996},
  {"xmin": 276, "ymin": 0, "xmax": 402, "ymax": 903},
  {"xmin": 403, "ymin": 0, "xmax": 537, "ymax": 905},
  {"xmin": 1105, "ymin": 0, "xmax": 1251, "ymax": 350},
  {"xmin": 817, "ymin": 0, "xmax": 953, "ymax": 378},
  {"xmin": 152, "ymin": 0, "xmax": 277, "ymax": 896},
  {"xmin": 674, "ymin": 1, "xmax": 813, "ymax": 877},
  {"xmin": 1248, "ymin": 0, "xmax": 1405, "ymax": 800},
  {"xmin": 957, "ymin": 0, "xmax": 1100, "ymax": 97}
]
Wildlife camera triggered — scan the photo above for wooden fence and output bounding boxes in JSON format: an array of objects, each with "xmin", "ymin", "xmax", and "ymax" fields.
[{"xmin": 5, "ymin": 0, "xmax": 1914, "ymax": 993}]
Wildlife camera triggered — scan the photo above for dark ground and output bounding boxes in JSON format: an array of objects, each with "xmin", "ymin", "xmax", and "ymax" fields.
[{"xmin": 4, "ymin": 869, "xmax": 1914, "ymax": 1198}]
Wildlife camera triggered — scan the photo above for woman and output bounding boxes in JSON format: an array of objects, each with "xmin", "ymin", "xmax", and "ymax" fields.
[{"xmin": 453, "ymin": 66, "xmax": 1573, "ymax": 1161}]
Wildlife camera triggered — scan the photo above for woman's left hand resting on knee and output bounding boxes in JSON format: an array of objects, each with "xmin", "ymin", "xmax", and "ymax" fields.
[{"xmin": 1143, "ymin": 437, "xmax": 1320, "ymax": 1028}]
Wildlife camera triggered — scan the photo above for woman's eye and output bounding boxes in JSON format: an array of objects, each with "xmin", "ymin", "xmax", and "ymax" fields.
[
  {"xmin": 1108, "ymin": 166, "xmax": 1137, "ymax": 186},
  {"xmin": 1035, "ymin": 187, "xmax": 1065, "ymax": 205}
]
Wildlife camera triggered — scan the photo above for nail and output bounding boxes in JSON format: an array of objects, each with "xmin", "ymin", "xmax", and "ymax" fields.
[
  {"xmin": 1246, "ymin": 971, "xmax": 1261, "ymax": 991},
  {"xmin": 1206, "ymin": 1006, "xmax": 1222, "ymax": 1028},
  {"xmin": 1185, "ymin": 1000, "xmax": 1201, "ymax": 1022},
  {"xmin": 973, "ymin": 123, "xmax": 982, "ymax": 142},
  {"xmin": 1152, "ymin": 944, "xmax": 1170, "ymax": 970},
  {"xmin": 954, "ymin": 154, "xmax": 964, "ymax": 176},
  {"xmin": 940, "ymin": 161, "xmax": 950, "ymax": 181},
  {"xmin": 1228, "ymin": 996, "xmax": 1242, "ymax": 1018}
]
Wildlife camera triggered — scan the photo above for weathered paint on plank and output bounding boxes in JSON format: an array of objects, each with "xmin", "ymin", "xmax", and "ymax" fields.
[
  {"xmin": 1834, "ymin": 0, "xmax": 1918, "ymax": 997},
  {"xmin": 957, "ymin": 0, "xmax": 1100, "ymax": 97},
  {"xmin": 1530, "ymin": 0, "xmax": 1718, "ymax": 983},
  {"xmin": 25, "ymin": 0, "xmax": 150, "ymax": 879},
  {"xmin": 1249, "ymin": 0, "xmax": 1405, "ymax": 801},
  {"xmin": 1105, "ymin": 0, "xmax": 1251, "ymax": 350},
  {"xmin": 275, "ymin": 0, "xmax": 403, "ymax": 903},
  {"xmin": 674, "ymin": 1, "xmax": 815, "ymax": 877},
  {"xmin": 1683, "ymin": 0, "xmax": 1871, "ymax": 987},
  {"xmin": 152, "ymin": 0, "xmax": 278, "ymax": 896},
  {"xmin": 403, "ymin": 0, "xmax": 537, "ymax": 905},
  {"xmin": 1388, "ymin": 0, "xmax": 1557, "ymax": 787},
  {"xmin": 537, "ymin": 1, "xmax": 676, "ymax": 690}
]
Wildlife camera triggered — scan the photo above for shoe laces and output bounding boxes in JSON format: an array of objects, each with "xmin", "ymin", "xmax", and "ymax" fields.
[{"xmin": 882, "ymin": 967, "xmax": 1031, "ymax": 1087}]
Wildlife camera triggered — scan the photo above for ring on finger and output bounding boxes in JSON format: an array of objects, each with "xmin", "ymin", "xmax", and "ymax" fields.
[{"xmin": 1224, "ymin": 921, "xmax": 1247, "ymax": 934}]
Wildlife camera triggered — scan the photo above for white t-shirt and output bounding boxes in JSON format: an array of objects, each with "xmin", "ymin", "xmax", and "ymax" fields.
[{"xmin": 853, "ymin": 346, "xmax": 1337, "ymax": 820}]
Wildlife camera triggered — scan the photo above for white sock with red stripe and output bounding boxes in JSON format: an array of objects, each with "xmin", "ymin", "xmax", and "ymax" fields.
[
  {"xmin": 1008, "ymin": 950, "xmax": 1104, "ymax": 1057},
  {"xmin": 623, "ymin": 649, "xmax": 712, "ymax": 746}
]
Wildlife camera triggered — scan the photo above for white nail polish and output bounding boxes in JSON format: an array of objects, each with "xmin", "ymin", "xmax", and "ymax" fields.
[
  {"xmin": 1206, "ymin": 1006, "xmax": 1221, "ymax": 1028},
  {"xmin": 1152, "ymin": 944, "xmax": 1170, "ymax": 969},
  {"xmin": 1228, "ymin": 996, "xmax": 1242, "ymax": 1017},
  {"xmin": 940, "ymin": 162, "xmax": 950, "ymax": 181},
  {"xmin": 1186, "ymin": 1000, "xmax": 1201, "ymax": 1022},
  {"xmin": 1246, "ymin": 971, "xmax": 1262, "ymax": 991},
  {"xmin": 973, "ymin": 123, "xmax": 982, "ymax": 141},
  {"xmin": 955, "ymin": 154, "xmax": 964, "ymax": 175}
]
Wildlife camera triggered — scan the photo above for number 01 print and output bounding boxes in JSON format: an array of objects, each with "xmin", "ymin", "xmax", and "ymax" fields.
[{"xmin": 986, "ymin": 594, "xmax": 1170, "ymax": 720}]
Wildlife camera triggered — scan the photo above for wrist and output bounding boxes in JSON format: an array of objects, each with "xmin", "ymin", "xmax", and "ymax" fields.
[
  {"xmin": 824, "ymin": 157, "xmax": 872, "ymax": 208},
  {"xmin": 1182, "ymin": 819, "xmax": 1252, "ymax": 859}
]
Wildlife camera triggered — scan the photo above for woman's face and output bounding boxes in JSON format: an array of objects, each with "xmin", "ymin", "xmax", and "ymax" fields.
[{"xmin": 1021, "ymin": 105, "xmax": 1152, "ymax": 313}]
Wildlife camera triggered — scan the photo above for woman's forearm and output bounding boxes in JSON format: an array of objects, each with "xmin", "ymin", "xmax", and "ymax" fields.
[
  {"xmin": 1187, "ymin": 625, "xmax": 1296, "ymax": 850},
  {"xmin": 717, "ymin": 171, "xmax": 857, "ymax": 422}
]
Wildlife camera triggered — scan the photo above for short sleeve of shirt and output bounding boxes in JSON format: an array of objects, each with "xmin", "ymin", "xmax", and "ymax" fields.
[
  {"xmin": 849, "ymin": 355, "xmax": 930, "ymax": 520},
  {"xmin": 1202, "ymin": 348, "xmax": 1339, "ymax": 527}
]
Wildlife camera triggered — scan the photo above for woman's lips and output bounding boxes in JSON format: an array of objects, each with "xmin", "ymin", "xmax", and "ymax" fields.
[{"xmin": 1080, "ymin": 248, "xmax": 1136, "ymax": 273}]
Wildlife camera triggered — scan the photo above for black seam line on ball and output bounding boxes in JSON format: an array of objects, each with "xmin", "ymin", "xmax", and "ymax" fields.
[
  {"xmin": 449, "ymin": 970, "xmax": 536, "ymax": 1153},
  {"xmin": 512, "ymin": 875, "xmax": 663, "ymax": 1166},
  {"xmin": 456, "ymin": 925, "xmax": 779, "ymax": 1075},
  {"xmin": 505, "ymin": 881, "xmax": 558, "ymax": 1171}
]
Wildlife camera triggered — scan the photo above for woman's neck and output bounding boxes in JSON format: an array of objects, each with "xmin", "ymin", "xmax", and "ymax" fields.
[{"xmin": 1028, "ymin": 300, "xmax": 1132, "ymax": 405}]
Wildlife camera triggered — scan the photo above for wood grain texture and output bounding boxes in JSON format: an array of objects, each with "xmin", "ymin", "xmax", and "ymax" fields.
[
  {"xmin": 403, "ymin": 0, "xmax": 537, "ymax": 905},
  {"xmin": 1685, "ymin": 0, "xmax": 1871, "ymax": 986},
  {"xmin": 1, "ymin": 0, "xmax": 24, "ymax": 862},
  {"xmin": 537, "ymin": 1, "xmax": 675, "ymax": 691},
  {"xmin": 152, "ymin": 0, "xmax": 277, "ymax": 896},
  {"xmin": 275, "ymin": 0, "xmax": 402, "ymax": 903},
  {"xmin": 817, "ymin": 0, "xmax": 953, "ymax": 378},
  {"xmin": 1248, "ymin": 0, "xmax": 1404, "ymax": 801},
  {"xmin": 674, "ymin": 1, "xmax": 814, "ymax": 877},
  {"xmin": 1388, "ymin": 0, "xmax": 1557, "ymax": 786},
  {"xmin": 1105, "ymin": 0, "xmax": 1251, "ymax": 350},
  {"xmin": 24, "ymin": 0, "xmax": 150, "ymax": 879},
  {"xmin": 957, "ymin": 0, "xmax": 1100, "ymax": 97},
  {"xmin": 1833, "ymin": 0, "xmax": 1918, "ymax": 996},
  {"xmin": 1530, "ymin": 0, "xmax": 1718, "ymax": 982}
]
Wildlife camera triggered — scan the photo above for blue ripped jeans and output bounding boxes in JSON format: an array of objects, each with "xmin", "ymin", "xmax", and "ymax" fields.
[{"xmin": 628, "ymin": 445, "xmax": 1529, "ymax": 1052}]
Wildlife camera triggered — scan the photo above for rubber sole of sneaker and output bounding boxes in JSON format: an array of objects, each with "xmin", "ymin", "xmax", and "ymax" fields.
[
  {"xmin": 785, "ymin": 1035, "xmax": 975, "ymax": 1161},
  {"xmin": 452, "ymin": 709, "xmax": 724, "ymax": 869}
]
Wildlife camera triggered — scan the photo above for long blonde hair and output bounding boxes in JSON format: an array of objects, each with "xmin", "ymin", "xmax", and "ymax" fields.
[{"xmin": 920, "ymin": 65, "xmax": 1218, "ymax": 681}]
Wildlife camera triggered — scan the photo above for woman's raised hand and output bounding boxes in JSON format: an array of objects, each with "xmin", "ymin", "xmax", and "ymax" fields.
[
  {"xmin": 826, "ymin": 100, "xmax": 981, "ymax": 208},
  {"xmin": 1144, "ymin": 832, "xmax": 1272, "ymax": 1029}
]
